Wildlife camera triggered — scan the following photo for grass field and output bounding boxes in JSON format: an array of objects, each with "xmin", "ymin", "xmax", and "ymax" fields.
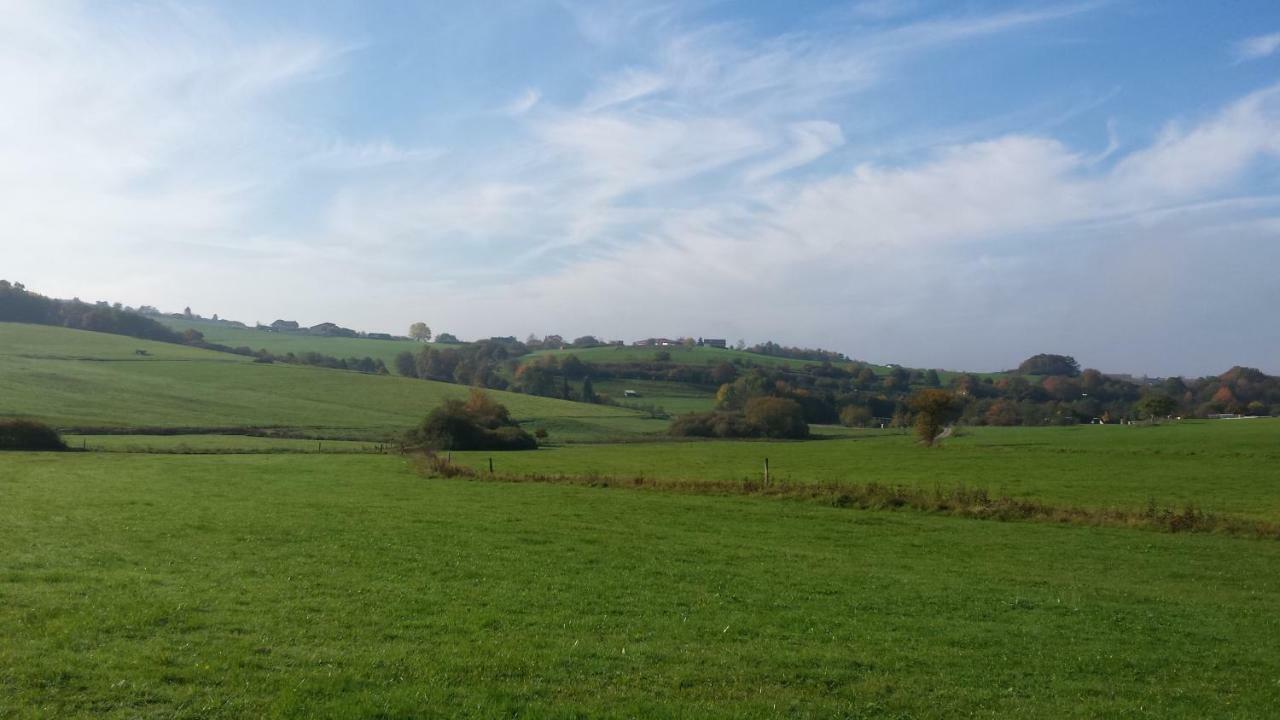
[
  {"xmin": 62, "ymin": 434, "xmax": 383, "ymax": 453},
  {"xmin": 2, "ymin": 452, "xmax": 1278, "ymax": 718},
  {"xmin": 448, "ymin": 420, "xmax": 1280, "ymax": 521},
  {"xmin": 0, "ymin": 323, "xmax": 654, "ymax": 442},
  {"xmin": 592, "ymin": 378, "xmax": 719, "ymax": 414},
  {"xmin": 157, "ymin": 317, "xmax": 454, "ymax": 369}
]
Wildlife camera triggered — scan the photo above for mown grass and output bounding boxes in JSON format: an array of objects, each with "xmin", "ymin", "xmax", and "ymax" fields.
[
  {"xmin": 0, "ymin": 323, "xmax": 654, "ymax": 442},
  {"xmin": 2, "ymin": 452, "xmax": 1279, "ymax": 718},
  {"xmin": 448, "ymin": 419, "xmax": 1280, "ymax": 521}
]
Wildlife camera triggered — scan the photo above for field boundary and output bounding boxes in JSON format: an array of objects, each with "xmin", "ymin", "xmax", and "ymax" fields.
[{"xmin": 413, "ymin": 453, "xmax": 1280, "ymax": 540}]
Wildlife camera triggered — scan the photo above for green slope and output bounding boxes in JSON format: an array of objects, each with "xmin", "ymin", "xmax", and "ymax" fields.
[
  {"xmin": 0, "ymin": 323, "xmax": 656, "ymax": 441},
  {"xmin": 157, "ymin": 317, "xmax": 438, "ymax": 368}
]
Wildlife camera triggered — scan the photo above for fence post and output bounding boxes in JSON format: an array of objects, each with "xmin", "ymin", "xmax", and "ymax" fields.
[
  {"xmin": 489, "ymin": 457, "xmax": 494, "ymax": 474},
  {"xmin": 764, "ymin": 457, "xmax": 770, "ymax": 485}
]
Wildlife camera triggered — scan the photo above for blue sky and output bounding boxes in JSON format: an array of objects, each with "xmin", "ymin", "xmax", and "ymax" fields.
[{"xmin": 3, "ymin": 0, "xmax": 1279, "ymax": 375}]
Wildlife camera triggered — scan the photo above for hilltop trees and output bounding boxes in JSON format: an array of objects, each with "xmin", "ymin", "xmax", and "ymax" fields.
[
  {"xmin": 1017, "ymin": 354, "xmax": 1081, "ymax": 377},
  {"xmin": 409, "ymin": 322, "xmax": 432, "ymax": 342}
]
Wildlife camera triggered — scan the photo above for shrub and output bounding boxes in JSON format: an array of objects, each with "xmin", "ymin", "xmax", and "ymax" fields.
[
  {"xmin": 670, "ymin": 401, "xmax": 808, "ymax": 440},
  {"xmin": 0, "ymin": 419, "xmax": 67, "ymax": 451},
  {"xmin": 838, "ymin": 405, "xmax": 873, "ymax": 428},
  {"xmin": 405, "ymin": 391, "xmax": 537, "ymax": 451},
  {"xmin": 744, "ymin": 397, "xmax": 809, "ymax": 439}
]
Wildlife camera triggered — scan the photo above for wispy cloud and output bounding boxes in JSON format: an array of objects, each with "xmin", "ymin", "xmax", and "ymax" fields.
[
  {"xmin": 504, "ymin": 88, "xmax": 542, "ymax": 115},
  {"xmin": 3, "ymin": 0, "xmax": 1279, "ymax": 374},
  {"xmin": 1234, "ymin": 31, "xmax": 1280, "ymax": 62}
]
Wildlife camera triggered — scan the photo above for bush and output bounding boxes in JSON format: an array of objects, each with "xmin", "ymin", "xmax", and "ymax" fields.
[
  {"xmin": 838, "ymin": 405, "xmax": 873, "ymax": 428},
  {"xmin": 0, "ymin": 419, "xmax": 67, "ymax": 451},
  {"xmin": 670, "ymin": 399, "xmax": 809, "ymax": 440},
  {"xmin": 744, "ymin": 397, "xmax": 809, "ymax": 439},
  {"xmin": 405, "ymin": 390, "xmax": 537, "ymax": 451}
]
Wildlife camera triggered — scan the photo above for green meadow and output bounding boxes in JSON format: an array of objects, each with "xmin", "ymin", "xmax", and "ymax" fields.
[
  {"xmin": 0, "ymin": 323, "xmax": 655, "ymax": 442},
  {"xmin": 3, "ymin": 321, "xmax": 1280, "ymax": 717},
  {"xmin": 2, "ymin": 452, "xmax": 1279, "ymax": 718},
  {"xmin": 157, "ymin": 316, "xmax": 433, "ymax": 368},
  {"xmin": 449, "ymin": 420, "xmax": 1280, "ymax": 521}
]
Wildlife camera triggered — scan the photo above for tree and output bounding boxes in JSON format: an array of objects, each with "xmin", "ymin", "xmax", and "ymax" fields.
[
  {"xmin": 839, "ymin": 404, "xmax": 873, "ymax": 427},
  {"xmin": 435, "ymin": 333, "xmax": 459, "ymax": 344},
  {"xmin": 711, "ymin": 361, "xmax": 738, "ymax": 385},
  {"xmin": 581, "ymin": 376, "xmax": 597, "ymax": 403},
  {"xmin": 909, "ymin": 389, "xmax": 956, "ymax": 446},
  {"xmin": 1017, "ymin": 353, "xmax": 1081, "ymax": 377},
  {"xmin": 1136, "ymin": 393, "xmax": 1177, "ymax": 422},
  {"xmin": 183, "ymin": 306, "xmax": 192, "ymax": 318},
  {"xmin": 394, "ymin": 351, "xmax": 417, "ymax": 378},
  {"xmin": 409, "ymin": 322, "xmax": 432, "ymax": 342},
  {"xmin": 405, "ymin": 391, "xmax": 536, "ymax": 451},
  {"xmin": 923, "ymin": 369, "xmax": 941, "ymax": 387},
  {"xmin": 744, "ymin": 397, "xmax": 809, "ymax": 439}
]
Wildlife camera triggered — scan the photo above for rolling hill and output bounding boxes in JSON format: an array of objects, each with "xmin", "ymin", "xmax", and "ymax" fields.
[{"xmin": 0, "ymin": 323, "xmax": 657, "ymax": 442}]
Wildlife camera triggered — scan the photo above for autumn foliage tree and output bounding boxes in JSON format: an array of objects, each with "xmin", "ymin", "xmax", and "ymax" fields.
[{"xmin": 909, "ymin": 389, "xmax": 956, "ymax": 446}]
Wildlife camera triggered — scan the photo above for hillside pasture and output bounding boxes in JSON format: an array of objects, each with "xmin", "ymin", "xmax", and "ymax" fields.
[
  {"xmin": 0, "ymin": 323, "xmax": 651, "ymax": 442},
  {"xmin": 157, "ymin": 317, "xmax": 443, "ymax": 369}
]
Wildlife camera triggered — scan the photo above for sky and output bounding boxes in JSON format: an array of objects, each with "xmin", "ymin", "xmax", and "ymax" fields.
[{"xmin": 3, "ymin": 0, "xmax": 1279, "ymax": 376}]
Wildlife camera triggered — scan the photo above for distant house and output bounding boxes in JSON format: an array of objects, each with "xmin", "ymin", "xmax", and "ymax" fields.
[
  {"xmin": 700, "ymin": 338, "xmax": 727, "ymax": 349},
  {"xmin": 635, "ymin": 337, "xmax": 677, "ymax": 347},
  {"xmin": 270, "ymin": 319, "xmax": 300, "ymax": 331},
  {"xmin": 624, "ymin": 390, "xmax": 640, "ymax": 398},
  {"xmin": 309, "ymin": 322, "xmax": 357, "ymax": 337}
]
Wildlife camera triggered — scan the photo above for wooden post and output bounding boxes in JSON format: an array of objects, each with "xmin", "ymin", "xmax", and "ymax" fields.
[
  {"xmin": 489, "ymin": 457, "xmax": 494, "ymax": 474},
  {"xmin": 764, "ymin": 457, "xmax": 770, "ymax": 485}
]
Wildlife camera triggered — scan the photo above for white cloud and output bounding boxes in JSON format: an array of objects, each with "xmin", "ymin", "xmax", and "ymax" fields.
[
  {"xmin": 504, "ymin": 88, "xmax": 542, "ymax": 115},
  {"xmin": 1234, "ymin": 31, "xmax": 1280, "ymax": 62},
  {"xmin": 4, "ymin": 1, "xmax": 1280, "ymax": 374}
]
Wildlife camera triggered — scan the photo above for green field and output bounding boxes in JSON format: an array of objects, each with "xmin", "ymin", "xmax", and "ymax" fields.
[
  {"xmin": 63, "ymin": 434, "xmax": 383, "ymax": 454},
  {"xmin": 0, "ymin": 323, "xmax": 654, "ymax": 442},
  {"xmin": 449, "ymin": 420, "xmax": 1280, "ymax": 521},
  {"xmin": 592, "ymin": 378, "xmax": 719, "ymax": 414},
  {"xmin": 4, "ymin": 322, "xmax": 1280, "ymax": 717},
  {"xmin": 157, "ymin": 317, "xmax": 444, "ymax": 369},
  {"xmin": 2, "ymin": 452, "xmax": 1278, "ymax": 718}
]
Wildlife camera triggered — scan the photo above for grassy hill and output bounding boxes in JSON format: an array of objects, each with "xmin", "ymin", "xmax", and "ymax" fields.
[
  {"xmin": 0, "ymin": 323, "xmax": 657, "ymax": 442},
  {"xmin": 157, "ymin": 317, "xmax": 443, "ymax": 368}
]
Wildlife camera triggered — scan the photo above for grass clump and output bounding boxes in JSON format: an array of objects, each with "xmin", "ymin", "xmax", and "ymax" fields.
[{"xmin": 0, "ymin": 418, "xmax": 67, "ymax": 451}]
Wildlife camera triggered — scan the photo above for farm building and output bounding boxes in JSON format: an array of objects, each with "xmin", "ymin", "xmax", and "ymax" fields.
[{"xmin": 270, "ymin": 319, "xmax": 300, "ymax": 331}]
